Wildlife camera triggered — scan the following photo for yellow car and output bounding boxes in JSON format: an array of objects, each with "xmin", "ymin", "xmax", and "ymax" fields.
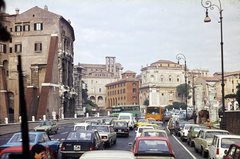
[
  {"xmin": 140, "ymin": 123, "xmax": 159, "ymax": 129},
  {"xmin": 137, "ymin": 119, "xmax": 150, "ymax": 128},
  {"xmin": 146, "ymin": 118, "xmax": 156, "ymax": 124},
  {"xmin": 140, "ymin": 129, "xmax": 168, "ymax": 138}
]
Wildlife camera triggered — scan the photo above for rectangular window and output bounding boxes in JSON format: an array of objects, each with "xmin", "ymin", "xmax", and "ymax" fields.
[
  {"xmin": 23, "ymin": 25, "xmax": 30, "ymax": 31},
  {"xmin": 0, "ymin": 44, "xmax": 6, "ymax": 53},
  {"xmin": 99, "ymin": 88, "xmax": 101, "ymax": 93},
  {"xmin": 15, "ymin": 44, "xmax": 22, "ymax": 53},
  {"xmin": 133, "ymin": 88, "xmax": 137, "ymax": 93},
  {"xmin": 132, "ymin": 96, "xmax": 137, "ymax": 99},
  {"xmin": 15, "ymin": 25, "xmax": 22, "ymax": 32},
  {"xmin": 10, "ymin": 28, "xmax": 12, "ymax": 32},
  {"xmin": 34, "ymin": 23, "xmax": 43, "ymax": 31},
  {"xmin": 10, "ymin": 37, "xmax": 12, "ymax": 43},
  {"xmin": 35, "ymin": 43, "xmax": 42, "ymax": 52},
  {"xmin": 232, "ymin": 89, "xmax": 234, "ymax": 93},
  {"xmin": 91, "ymin": 80, "xmax": 94, "ymax": 84},
  {"xmin": 91, "ymin": 88, "xmax": 94, "ymax": 93},
  {"xmin": 9, "ymin": 47, "xmax": 12, "ymax": 53}
]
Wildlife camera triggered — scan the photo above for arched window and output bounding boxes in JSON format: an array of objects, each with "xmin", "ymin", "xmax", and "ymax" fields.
[
  {"xmin": 169, "ymin": 75, "xmax": 172, "ymax": 82},
  {"xmin": 150, "ymin": 75, "xmax": 155, "ymax": 82},
  {"xmin": 161, "ymin": 75, "xmax": 164, "ymax": 82},
  {"xmin": 177, "ymin": 76, "xmax": 180, "ymax": 82}
]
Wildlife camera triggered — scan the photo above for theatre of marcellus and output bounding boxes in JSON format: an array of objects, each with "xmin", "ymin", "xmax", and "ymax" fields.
[{"xmin": 0, "ymin": 6, "xmax": 77, "ymax": 123}]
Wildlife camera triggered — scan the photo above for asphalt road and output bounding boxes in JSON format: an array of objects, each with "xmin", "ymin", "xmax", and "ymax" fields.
[{"xmin": 0, "ymin": 122, "xmax": 208, "ymax": 159}]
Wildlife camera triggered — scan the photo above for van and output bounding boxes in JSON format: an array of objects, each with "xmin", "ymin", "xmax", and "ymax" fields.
[
  {"xmin": 118, "ymin": 113, "xmax": 134, "ymax": 130},
  {"xmin": 74, "ymin": 123, "xmax": 91, "ymax": 131}
]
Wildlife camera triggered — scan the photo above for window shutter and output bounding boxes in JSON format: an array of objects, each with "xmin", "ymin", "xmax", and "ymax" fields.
[
  {"xmin": 41, "ymin": 23, "xmax": 43, "ymax": 30},
  {"xmin": 20, "ymin": 26, "xmax": 22, "ymax": 31},
  {"xmin": 20, "ymin": 44, "xmax": 22, "ymax": 52},
  {"xmin": 40, "ymin": 43, "xmax": 42, "ymax": 51},
  {"xmin": 28, "ymin": 25, "xmax": 30, "ymax": 31},
  {"xmin": 15, "ymin": 26, "xmax": 17, "ymax": 32},
  {"xmin": 35, "ymin": 43, "xmax": 37, "ymax": 51},
  {"xmin": 23, "ymin": 26, "xmax": 25, "ymax": 31},
  {"xmin": 10, "ymin": 47, "xmax": 12, "ymax": 53},
  {"xmin": 3, "ymin": 44, "xmax": 6, "ymax": 53},
  {"xmin": 34, "ymin": 23, "xmax": 36, "ymax": 30}
]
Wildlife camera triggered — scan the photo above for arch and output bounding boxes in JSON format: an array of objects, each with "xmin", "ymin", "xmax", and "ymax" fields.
[
  {"xmin": 98, "ymin": 96, "xmax": 103, "ymax": 104},
  {"xmin": 90, "ymin": 96, "xmax": 96, "ymax": 103}
]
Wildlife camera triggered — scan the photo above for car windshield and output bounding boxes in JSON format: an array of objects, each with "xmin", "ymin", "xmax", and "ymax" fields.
[
  {"xmin": 143, "ymin": 132, "xmax": 166, "ymax": 137},
  {"xmin": 205, "ymin": 131, "xmax": 229, "ymax": 139},
  {"xmin": 9, "ymin": 134, "xmax": 36, "ymax": 143},
  {"xmin": 139, "ymin": 120, "xmax": 148, "ymax": 123},
  {"xmin": 179, "ymin": 122, "xmax": 188, "ymax": 127},
  {"xmin": 119, "ymin": 116, "xmax": 130, "ymax": 120},
  {"xmin": 86, "ymin": 121, "xmax": 99, "ymax": 125},
  {"xmin": 184, "ymin": 125, "xmax": 192, "ymax": 130},
  {"xmin": 221, "ymin": 138, "xmax": 240, "ymax": 148},
  {"xmin": 75, "ymin": 126, "xmax": 85, "ymax": 130},
  {"xmin": 139, "ymin": 127, "xmax": 153, "ymax": 133},
  {"xmin": 67, "ymin": 132, "xmax": 92, "ymax": 140},
  {"xmin": 138, "ymin": 140, "xmax": 169, "ymax": 152},
  {"xmin": 193, "ymin": 127, "xmax": 208, "ymax": 132},
  {"xmin": 39, "ymin": 121, "xmax": 51, "ymax": 126},
  {"xmin": 89, "ymin": 126, "xmax": 109, "ymax": 132},
  {"xmin": 103, "ymin": 118, "xmax": 111, "ymax": 122},
  {"xmin": 113, "ymin": 121, "xmax": 127, "ymax": 127}
]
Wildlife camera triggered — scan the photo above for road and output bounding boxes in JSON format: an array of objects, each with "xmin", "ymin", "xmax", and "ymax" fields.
[{"xmin": 0, "ymin": 122, "xmax": 207, "ymax": 159}]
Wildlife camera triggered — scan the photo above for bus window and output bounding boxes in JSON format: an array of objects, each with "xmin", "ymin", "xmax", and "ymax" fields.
[{"xmin": 147, "ymin": 107, "xmax": 160, "ymax": 114}]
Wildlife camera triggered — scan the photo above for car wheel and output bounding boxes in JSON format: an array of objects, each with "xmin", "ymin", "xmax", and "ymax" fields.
[
  {"xmin": 187, "ymin": 139, "xmax": 190, "ymax": 145},
  {"xmin": 181, "ymin": 136, "xmax": 184, "ymax": 142},
  {"xmin": 113, "ymin": 138, "xmax": 117, "ymax": 144},
  {"xmin": 194, "ymin": 145, "xmax": 198, "ymax": 152},
  {"xmin": 108, "ymin": 140, "xmax": 112, "ymax": 147},
  {"xmin": 190, "ymin": 140, "xmax": 194, "ymax": 147},
  {"xmin": 201, "ymin": 147, "xmax": 207, "ymax": 158},
  {"xmin": 55, "ymin": 129, "xmax": 58, "ymax": 134}
]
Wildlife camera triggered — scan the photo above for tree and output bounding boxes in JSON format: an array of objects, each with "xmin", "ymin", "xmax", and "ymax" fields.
[
  {"xmin": 176, "ymin": 83, "xmax": 191, "ymax": 102},
  {"xmin": 236, "ymin": 83, "xmax": 240, "ymax": 105},
  {"xmin": 144, "ymin": 99, "xmax": 149, "ymax": 106},
  {"xmin": 165, "ymin": 102, "xmax": 186, "ymax": 111}
]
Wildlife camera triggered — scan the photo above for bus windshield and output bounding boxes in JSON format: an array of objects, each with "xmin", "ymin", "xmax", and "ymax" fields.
[{"xmin": 147, "ymin": 107, "xmax": 160, "ymax": 114}]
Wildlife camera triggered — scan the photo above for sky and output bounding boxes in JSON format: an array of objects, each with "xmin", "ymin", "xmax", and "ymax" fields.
[{"xmin": 5, "ymin": 0, "xmax": 240, "ymax": 76}]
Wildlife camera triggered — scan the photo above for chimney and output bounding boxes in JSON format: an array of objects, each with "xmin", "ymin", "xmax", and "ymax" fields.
[
  {"xmin": 68, "ymin": 19, "xmax": 71, "ymax": 25},
  {"xmin": 15, "ymin": 8, "xmax": 19, "ymax": 14},
  {"xmin": 44, "ymin": 5, "xmax": 48, "ymax": 11}
]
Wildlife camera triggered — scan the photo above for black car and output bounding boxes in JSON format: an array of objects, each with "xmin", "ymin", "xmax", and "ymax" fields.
[
  {"xmin": 112, "ymin": 120, "xmax": 129, "ymax": 137},
  {"xmin": 174, "ymin": 120, "xmax": 189, "ymax": 137},
  {"xmin": 61, "ymin": 130, "xmax": 104, "ymax": 159}
]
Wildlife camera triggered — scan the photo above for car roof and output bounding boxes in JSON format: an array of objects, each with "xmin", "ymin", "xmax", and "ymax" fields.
[
  {"xmin": 90, "ymin": 125, "xmax": 110, "ymax": 127},
  {"xmin": 0, "ymin": 145, "xmax": 50, "ymax": 153},
  {"xmin": 231, "ymin": 143, "xmax": 240, "ymax": 148},
  {"xmin": 214, "ymin": 135, "xmax": 240, "ymax": 139},
  {"xmin": 141, "ymin": 129, "xmax": 166, "ymax": 133},
  {"xmin": 202, "ymin": 129, "xmax": 229, "ymax": 133},
  {"xmin": 72, "ymin": 130, "xmax": 96, "ymax": 133},
  {"xmin": 113, "ymin": 120, "xmax": 127, "ymax": 122},
  {"xmin": 137, "ymin": 136, "xmax": 169, "ymax": 141},
  {"xmin": 80, "ymin": 150, "xmax": 135, "ymax": 159},
  {"xmin": 75, "ymin": 123, "xmax": 90, "ymax": 126},
  {"xmin": 13, "ymin": 131, "xmax": 45, "ymax": 135}
]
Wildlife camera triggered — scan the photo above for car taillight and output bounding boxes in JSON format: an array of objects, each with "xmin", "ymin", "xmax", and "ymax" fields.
[
  {"xmin": 114, "ymin": 129, "xmax": 116, "ymax": 131},
  {"xmin": 216, "ymin": 148, "xmax": 219, "ymax": 155},
  {"xmin": 124, "ymin": 129, "xmax": 128, "ymax": 132},
  {"xmin": 102, "ymin": 136, "xmax": 107, "ymax": 139},
  {"xmin": 90, "ymin": 146, "xmax": 94, "ymax": 151},
  {"xmin": 192, "ymin": 136, "xmax": 197, "ymax": 138},
  {"xmin": 61, "ymin": 146, "xmax": 65, "ymax": 151},
  {"xmin": 183, "ymin": 132, "xmax": 185, "ymax": 136}
]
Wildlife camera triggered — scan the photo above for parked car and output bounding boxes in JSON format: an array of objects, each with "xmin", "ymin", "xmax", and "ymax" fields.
[
  {"xmin": 152, "ymin": 121, "xmax": 165, "ymax": 130},
  {"xmin": 146, "ymin": 118, "xmax": 155, "ymax": 124},
  {"xmin": 187, "ymin": 126, "xmax": 209, "ymax": 147},
  {"xmin": 174, "ymin": 120, "xmax": 189, "ymax": 136},
  {"xmin": 112, "ymin": 120, "xmax": 129, "ymax": 137},
  {"xmin": 194, "ymin": 129, "xmax": 229, "ymax": 158},
  {"xmin": 180, "ymin": 124, "xmax": 199, "ymax": 141},
  {"xmin": 80, "ymin": 150, "xmax": 135, "ymax": 159},
  {"xmin": 0, "ymin": 145, "xmax": 55, "ymax": 159},
  {"xmin": 137, "ymin": 119, "xmax": 150, "ymax": 128},
  {"xmin": 208, "ymin": 135, "xmax": 240, "ymax": 159},
  {"xmin": 0, "ymin": 132, "xmax": 60, "ymax": 157},
  {"xmin": 129, "ymin": 137, "xmax": 176, "ymax": 158},
  {"xmin": 33, "ymin": 120, "xmax": 58, "ymax": 135},
  {"xmin": 74, "ymin": 123, "xmax": 91, "ymax": 131},
  {"xmin": 140, "ymin": 129, "xmax": 168, "ymax": 138},
  {"xmin": 118, "ymin": 113, "xmax": 135, "ymax": 130},
  {"xmin": 61, "ymin": 130, "xmax": 104, "ymax": 159},
  {"xmin": 88, "ymin": 125, "xmax": 117, "ymax": 147},
  {"xmin": 85, "ymin": 120, "xmax": 100, "ymax": 125},
  {"xmin": 223, "ymin": 143, "xmax": 240, "ymax": 159},
  {"xmin": 135, "ymin": 126, "xmax": 154, "ymax": 139}
]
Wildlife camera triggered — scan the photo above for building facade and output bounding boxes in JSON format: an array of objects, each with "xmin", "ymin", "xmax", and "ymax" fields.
[
  {"xmin": 0, "ymin": 6, "xmax": 76, "ymax": 122},
  {"xmin": 79, "ymin": 57, "xmax": 123, "ymax": 108},
  {"xmin": 106, "ymin": 70, "xmax": 139, "ymax": 107}
]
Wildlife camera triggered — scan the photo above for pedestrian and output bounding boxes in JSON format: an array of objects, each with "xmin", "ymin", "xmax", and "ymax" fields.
[
  {"xmin": 205, "ymin": 119, "xmax": 212, "ymax": 129},
  {"xmin": 162, "ymin": 114, "xmax": 166, "ymax": 126},
  {"xmin": 56, "ymin": 114, "xmax": 59, "ymax": 122},
  {"xmin": 168, "ymin": 118, "xmax": 174, "ymax": 135},
  {"xmin": 192, "ymin": 111, "xmax": 197, "ymax": 124},
  {"xmin": 30, "ymin": 144, "xmax": 46, "ymax": 159}
]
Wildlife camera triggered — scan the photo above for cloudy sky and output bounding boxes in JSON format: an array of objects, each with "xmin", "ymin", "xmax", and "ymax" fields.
[{"xmin": 5, "ymin": 0, "xmax": 240, "ymax": 76}]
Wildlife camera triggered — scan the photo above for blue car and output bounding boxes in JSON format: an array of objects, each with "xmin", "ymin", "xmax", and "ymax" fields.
[{"xmin": 0, "ymin": 131, "xmax": 60, "ymax": 157}]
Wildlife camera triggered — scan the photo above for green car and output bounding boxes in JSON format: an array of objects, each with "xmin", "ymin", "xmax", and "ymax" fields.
[
  {"xmin": 34, "ymin": 120, "xmax": 58, "ymax": 135},
  {"xmin": 187, "ymin": 126, "xmax": 209, "ymax": 147}
]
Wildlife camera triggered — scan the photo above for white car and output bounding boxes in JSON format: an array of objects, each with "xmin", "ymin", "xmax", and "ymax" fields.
[
  {"xmin": 180, "ymin": 124, "xmax": 199, "ymax": 141},
  {"xmin": 74, "ymin": 123, "xmax": 91, "ymax": 131},
  {"xmin": 135, "ymin": 126, "xmax": 154, "ymax": 139},
  {"xmin": 208, "ymin": 135, "xmax": 240, "ymax": 159},
  {"xmin": 118, "ymin": 113, "xmax": 135, "ymax": 130}
]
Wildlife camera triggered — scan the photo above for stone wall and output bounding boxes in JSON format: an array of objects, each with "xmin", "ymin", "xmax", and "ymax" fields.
[{"xmin": 224, "ymin": 111, "xmax": 240, "ymax": 135}]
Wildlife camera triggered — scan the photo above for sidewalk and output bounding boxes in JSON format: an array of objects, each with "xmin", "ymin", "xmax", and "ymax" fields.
[{"xmin": 0, "ymin": 117, "xmax": 101, "ymax": 136}]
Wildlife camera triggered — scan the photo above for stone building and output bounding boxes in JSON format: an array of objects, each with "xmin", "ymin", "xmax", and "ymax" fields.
[
  {"xmin": 0, "ymin": 6, "xmax": 76, "ymax": 122},
  {"xmin": 79, "ymin": 57, "xmax": 123, "ymax": 108},
  {"xmin": 139, "ymin": 60, "xmax": 185, "ymax": 107},
  {"xmin": 105, "ymin": 70, "xmax": 139, "ymax": 107}
]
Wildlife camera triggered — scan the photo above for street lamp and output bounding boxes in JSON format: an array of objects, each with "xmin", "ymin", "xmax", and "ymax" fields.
[
  {"xmin": 176, "ymin": 53, "xmax": 188, "ymax": 122},
  {"xmin": 201, "ymin": 0, "xmax": 226, "ymax": 129}
]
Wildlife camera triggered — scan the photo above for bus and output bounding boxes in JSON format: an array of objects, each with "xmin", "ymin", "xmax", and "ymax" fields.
[
  {"xmin": 111, "ymin": 105, "xmax": 141, "ymax": 117},
  {"xmin": 145, "ymin": 106, "xmax": 162, "ymax": 121}
]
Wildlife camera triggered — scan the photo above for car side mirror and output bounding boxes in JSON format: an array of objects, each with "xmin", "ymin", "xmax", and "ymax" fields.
[{"xmin": 224, "ymin": 150, "xmax": 228, "ymax": 155}]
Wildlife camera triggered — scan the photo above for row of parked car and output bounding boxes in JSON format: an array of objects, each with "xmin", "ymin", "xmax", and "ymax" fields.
[{"xmin": 171, "ymin": 118, "xmax": 240, "ymax": 159}]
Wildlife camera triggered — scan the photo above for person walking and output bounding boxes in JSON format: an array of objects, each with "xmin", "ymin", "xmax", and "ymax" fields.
[
  {"xmin": 205, "ymin": 119, "xmax": 212, "ymax": 129},
  {"xmin": 162, "ymin": 114, "xmax": 166, "ymax": 126},
  {"xmin": 30, "ymin": 144, "xmax": 46, "ymax": 159},
  {"xmin": 56, "ymin": 114, "xmax": 59, "ymax": 122},
  {"xmin": 168, "ymin": 118, "xmax": 174, "ymax": 135},
  {"xmin": 192, "ymin": 111, "xmax": 197, "ymax": 124}
]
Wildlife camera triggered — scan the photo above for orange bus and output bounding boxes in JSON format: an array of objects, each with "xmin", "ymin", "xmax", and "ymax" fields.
[{"xmin": 145, "ymin": 106, "xmax": 162, "ymax": 121}]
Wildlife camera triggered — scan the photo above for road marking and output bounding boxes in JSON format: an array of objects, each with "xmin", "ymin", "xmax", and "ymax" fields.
[
  {"xmin": 167, "ymin": 128, "xmax": 197, "ymax": 159},
  {"xmin": 61, "ymin": 132, "xmax": 68, "ymax": 135},
  {"xmin": 61, "ymin": 138, "xmax": 65, "ymax": 141}
]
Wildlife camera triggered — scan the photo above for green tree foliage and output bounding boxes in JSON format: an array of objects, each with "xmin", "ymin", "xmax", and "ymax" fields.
[
  {"xmin": 236, "ymin": 83, "xmax": 240, "ymax": 105},
  {"xmin": 144, "ymin": 99, "xmax": 149, "ymax": 106},
  {"xmin": 224, "ymin": 94, "xmax": 237, "ymax": 99},
  {"xmin": 165, "ymin": 102, "xmax": 186, "ymax": 111},
  {"xmin": 84, "ymin": 100, "xmax": 96, "ymax": 107},
  {"xmin": 176, "ymin": 83, "xmax": 191, "ymax": 102}
]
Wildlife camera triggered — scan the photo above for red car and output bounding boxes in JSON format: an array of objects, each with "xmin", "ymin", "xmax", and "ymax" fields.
[
  {"xmin": 223, "ymin": 143, "xmax": 240, "ymax": 159},
  {"xmin": 0, "ymin": 145, "xmax": 55, "ymax": 159},
  {"xmin": 129, "ymin": 136, "xmax": 176, "ymax": 159}
]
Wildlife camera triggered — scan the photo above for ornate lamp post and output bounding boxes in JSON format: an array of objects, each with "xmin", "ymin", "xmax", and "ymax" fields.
[
  {"xmin": 201, "ymin": 0, "xmax": 226, "ymax": 129},
  {"xmin": 176, "ymin": 53, "xmax": 188, "ymax": 121}
]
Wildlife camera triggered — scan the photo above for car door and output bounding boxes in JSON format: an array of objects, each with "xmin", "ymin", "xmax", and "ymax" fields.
[
  {"xmin": 94, "ymin": 132, "xmax": 103, "ymax": 150},
  {"xmin": 225, "ymin": 146, "xmax": 237, "ymax": 159},
  {"xmin": 43, "ymin": 133, "xmax": 57, "ymax": 153},
  {"xmin": 110, "ymin": 126, "xmax": 116, "ymax": 141},
  {"xmin": 209, "ymin": 136, "xmax": 218, "ymax": 158},
  {"xmin": 195, "ymin": 130, "xmax": 202, "ymax": 150}
]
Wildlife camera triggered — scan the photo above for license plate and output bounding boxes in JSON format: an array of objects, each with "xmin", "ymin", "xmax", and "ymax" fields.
[
  {"xmin": 74, "ymin": 145, "xmax": 81, "ymax": 151},
  {"xmin": 118, "ymin": 129, "xmax": 122, "ymax": 132}
]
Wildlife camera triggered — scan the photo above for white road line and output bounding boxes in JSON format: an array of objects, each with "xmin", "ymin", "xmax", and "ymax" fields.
[
  {"xmin": 61, "ymin": 132, "xmax": 68, "ymax": 135},
  {"xmin": 167, "ymin": 128, "xmax": 197, "ymax": 159},
  {"xmin": 61, "ymin": 138, "xmax": 65, "ymax": 141}
]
